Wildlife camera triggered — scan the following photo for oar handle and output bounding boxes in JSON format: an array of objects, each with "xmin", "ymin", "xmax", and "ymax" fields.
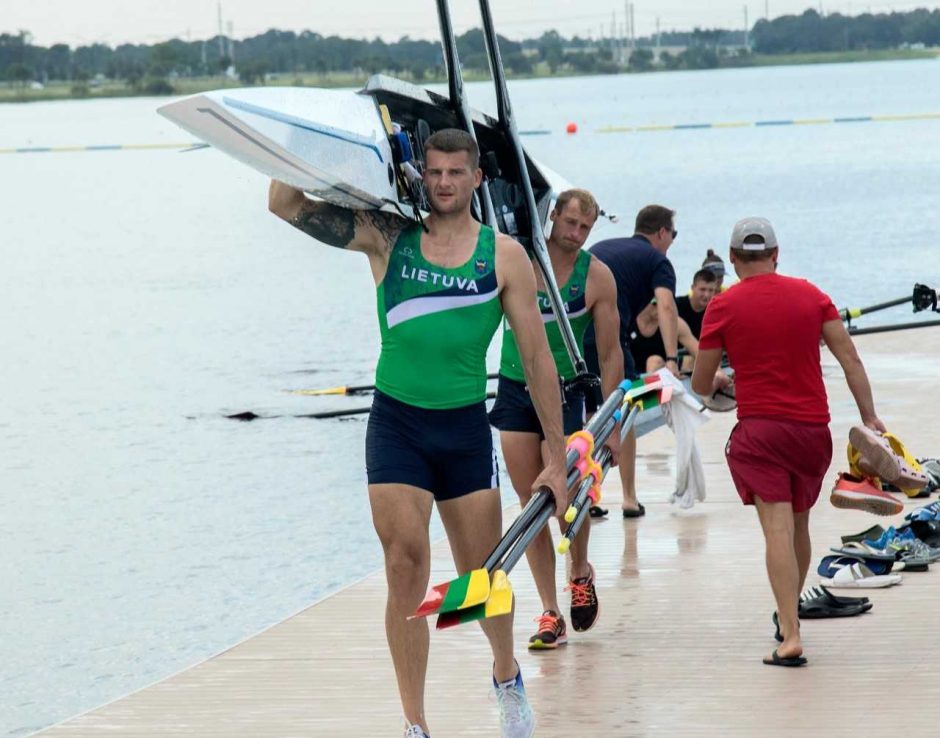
[
  {"xmin": 495, "ymin": 493, "xmax": 556, "ymax": 577},
  {"xmin": 481, "ymin": 486, "xmax": 553, "ymax": 572}
]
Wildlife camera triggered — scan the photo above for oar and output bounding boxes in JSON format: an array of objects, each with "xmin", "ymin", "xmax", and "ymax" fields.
[
  {"xmin": 434, "ymin": 0, "xmax": 497, "ymax": 228},
  {"xmin": 435, "ymin": 493, "xmax": 555, "ymax": 629},
  {"xmin": 228, "ymin": 392, "xmax": 498, "ymax": 421},
  {"xmin": 848, "ymin": 318, "xmax": 940, "ymax": 336},
  {"xmin": 560, "ymin": 403, "xmax": 641, "ymax": 541},
  {"xmin": 289, "ymin": 372, "xmax": 500, "ymax": 397},
  {"xmin": 839, "ymin": 283, "xmax": 938, "ymax": 323},
  {"xmin": 415, "ymin": 376, "xmax": 665, "ymax": 623},
  {"xmin": 288, "ymin": 382, "xmax": 381, "ymax": 397},
  {"xmin": 476, "ymin": 0, "xmax": 587, "ymax": 378},
  {"xmin": 435, "ymin": 379, "xmax": 668, "ymax": 629}
]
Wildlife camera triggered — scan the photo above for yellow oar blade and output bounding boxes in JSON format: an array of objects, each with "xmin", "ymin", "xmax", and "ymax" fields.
[
  {"xmin": 435, "ymin": 571, "xmax": 513, "ymax": 629},
  {"xmin": 287, "ymin": 386, "xmax": 348, "ymax": 396},
  {"xmin": 412, "ymin": 568, "xmax": 491, "ymax": 618}
]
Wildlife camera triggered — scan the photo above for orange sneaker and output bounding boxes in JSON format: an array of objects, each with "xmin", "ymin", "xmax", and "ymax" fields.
[
  {"xmin": 830, "ymin": 472, "xmax": 904, "ymax": 517},
  {"xmin": 528, "ymin": 610, "xmax": 567, "ymax": 650}
]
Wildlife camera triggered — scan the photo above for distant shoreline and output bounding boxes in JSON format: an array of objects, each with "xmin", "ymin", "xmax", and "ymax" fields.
[{"xmin": 2, "ymin": 48, "xmax": 937, "ymax": 104}]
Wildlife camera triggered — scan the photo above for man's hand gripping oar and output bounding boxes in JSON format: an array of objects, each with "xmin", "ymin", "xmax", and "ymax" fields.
[{"xmin": 411, "ymin": 376, "xmax": 666, "ymax": 628}]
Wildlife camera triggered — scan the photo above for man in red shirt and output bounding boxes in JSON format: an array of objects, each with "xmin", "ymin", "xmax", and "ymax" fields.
[{"xmin": 691, "ymin": 217, "xmax": 885, "ymax": 667}]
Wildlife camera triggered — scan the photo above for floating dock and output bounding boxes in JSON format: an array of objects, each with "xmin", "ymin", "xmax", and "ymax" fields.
[{"xmin": 39, "ymin": 327, "xmax": 940, "ymax": 737}]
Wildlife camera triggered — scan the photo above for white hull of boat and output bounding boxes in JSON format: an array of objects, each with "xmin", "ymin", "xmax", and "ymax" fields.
[{"xmin": 158, "ymin": 87, "xmax": 398, "ymax": 209}]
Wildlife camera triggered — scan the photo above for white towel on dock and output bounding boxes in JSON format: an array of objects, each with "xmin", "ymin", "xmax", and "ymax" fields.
[{"xmin": 654, "ymin": 370, "xmax": 710, "ymax": 509}]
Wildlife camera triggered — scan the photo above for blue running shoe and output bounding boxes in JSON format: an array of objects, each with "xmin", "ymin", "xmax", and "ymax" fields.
[
  {"xmin": 907, "ymin": 501, "xmax": 940, "ymax": 521},
  {"xmin": 864, "ymin": 526, "xmax": 897, "ymax": 551},
  {"xmin": 493, "ymin": 666, "xmax": 535, "ymax": 738}
]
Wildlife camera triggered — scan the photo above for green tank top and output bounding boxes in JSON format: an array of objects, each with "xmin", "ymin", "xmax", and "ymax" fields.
[
  {"xmin": 375, "ymin": 223, "xmax": 503, "ymax": 409},
  {"xmin": 499, "ymin": 249, "xmax": 593, "ymax": 382}
]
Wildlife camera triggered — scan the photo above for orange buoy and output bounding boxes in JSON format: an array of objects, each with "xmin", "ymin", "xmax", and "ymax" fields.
[{"xmin": 566, "ymin": 122, "xmax": 578, "ymax": 134}]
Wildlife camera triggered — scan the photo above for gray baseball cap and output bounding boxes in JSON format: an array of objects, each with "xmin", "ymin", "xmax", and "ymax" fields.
[{"xmin": 730, "ymin": 217, "xmax": 778, "ymax": 250}]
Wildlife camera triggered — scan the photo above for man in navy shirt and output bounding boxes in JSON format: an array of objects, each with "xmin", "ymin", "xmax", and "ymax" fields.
[{"xmin": 584, "ymin": 205, "xmax": 679, "ymax": 517}]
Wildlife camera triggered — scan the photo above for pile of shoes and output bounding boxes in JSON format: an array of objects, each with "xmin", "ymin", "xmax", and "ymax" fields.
[
  {"xmin": 816, "ymin": 503, "xmax": 940, "ymax": 591},
  {"xmin": 885, "ymin": 458, "xmax": 940, "ymax": 498},
  {"xmin": 830, "ymin": 426, "xmax": 934, "ymax": 516}
]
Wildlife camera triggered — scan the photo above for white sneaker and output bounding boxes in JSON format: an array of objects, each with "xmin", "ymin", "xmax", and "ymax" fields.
[
  {"xmin": 493, "ymin": 668, "xmax": 535, "ymax": 738},
  {"xmin": 403, "ymin": 722, "xmax": 430, "ymax": 737}
]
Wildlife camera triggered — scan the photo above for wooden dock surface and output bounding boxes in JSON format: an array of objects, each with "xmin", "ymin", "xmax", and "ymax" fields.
[{"xmin": 40, "ymin": 328, "xmax": 940, "ymax": 737}]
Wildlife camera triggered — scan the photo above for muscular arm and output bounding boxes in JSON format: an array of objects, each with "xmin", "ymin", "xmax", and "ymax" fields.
[
  {"xmin": 654, "ymin": 286, "xmax": 679, "ymax": 373},
  {"xmin": 587, "ymin": 261, "xmax": 624, "ymax": 404},
  {"xmin": 498, "ymin": 238, "xmax": 567, "ymax": 507},
  {"xmin": 822, "ymin": 319, "xmax": 884, "ymax": 430},
  {"xmin": 635, "ymin": 301, "xmax": 658, "ymax": 338},
  {"xmin": 691, "ymin": 347, "xmax": 723, "ymax": 397},
  {"xmin": 677, "ymin": 318, "xmax": 698, "ymax": 357},
  {"xmin": 267, "ymin": 180, "xmax": 405, "ymax": 256}
]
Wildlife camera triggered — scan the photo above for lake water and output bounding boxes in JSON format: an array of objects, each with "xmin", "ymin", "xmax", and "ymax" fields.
[{"xmin": 2, "ymin": 59, "xmax": 939, "ymax": 735}]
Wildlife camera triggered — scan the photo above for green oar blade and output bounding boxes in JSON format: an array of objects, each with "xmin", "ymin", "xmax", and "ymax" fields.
[
  {"xmin": 412, "ymin": 568, "xmax": 490, "ymax": 618},
  {"xmin": 435, "ymin": 572, "xmax": 513, "ymax": 629}
]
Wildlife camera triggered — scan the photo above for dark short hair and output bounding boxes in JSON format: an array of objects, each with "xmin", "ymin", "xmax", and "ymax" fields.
[
  {"xmin": 635, "ymin": 205, "xmax": 675, "ymax": 235},
  {"xmin": 692, "ymin": 268, "xmax": 717, "ymax": 285},
  {"xmin": 553, "ymin": 188, "xmax": 599, "ymax": 219},
  {"xmin": 424, "ymin": 128, "xmax": 480, "ymax": 168}
]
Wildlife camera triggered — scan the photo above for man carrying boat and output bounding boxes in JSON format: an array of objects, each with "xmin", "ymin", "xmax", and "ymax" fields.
[
  {"xmin": 583, "ymin": 205, "xmax": 681, "ymax": 518},
  {"xmin": 269, "ymin": 129, "xmax": 565, "ymax": 738},
  {"xmin": 692, "ymin": 217, "xmax": 885, "ymax": 668},
  {"xmin": 489, "ymin": 188, "xmax": 622, "ymax": 649}
]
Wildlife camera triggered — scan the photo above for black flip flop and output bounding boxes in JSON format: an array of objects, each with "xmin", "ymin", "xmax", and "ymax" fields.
[
  {"xmin": 763, "ymin": 649, "xmax": 807, "ymax": 667},
  {"xmin": 622, "ymin": 502, "xmax": 646, "ymax": 519},
  {"xmin": 772, "ymin": 612, "xmax": 783, "ymax": 643},
  {"xmin": 589, "ymin": 505, "xmax": 609, "ymax": 518}
]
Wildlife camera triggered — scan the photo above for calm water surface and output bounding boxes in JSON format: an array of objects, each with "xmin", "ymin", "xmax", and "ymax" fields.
[{"xmin": 2, "ymin": 59, "xmax": 939, "ymax": 734}]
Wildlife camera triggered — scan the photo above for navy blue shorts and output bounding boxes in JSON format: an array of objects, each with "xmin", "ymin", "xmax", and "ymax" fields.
[
  {"xmin": 366, "ymin": 390, "xmax": 498, "ymax": 500},
  {"xmin": 583, "ymin": 339, "xmax": 638, "ymax": 412},
  {"xmin": 488, "ymin": 375, "xmax": 585, "ymax": 438}
]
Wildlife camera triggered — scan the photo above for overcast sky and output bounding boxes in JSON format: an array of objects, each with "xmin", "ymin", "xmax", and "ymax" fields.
[{"xmin": 6, "ymin": 0, "xmax": 940, "ymax": 47}]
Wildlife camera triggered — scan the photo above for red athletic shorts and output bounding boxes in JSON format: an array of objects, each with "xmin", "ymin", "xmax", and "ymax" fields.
[{"xmin": 725, "ymin": 417, "xmax": 832, "ymax": 513}]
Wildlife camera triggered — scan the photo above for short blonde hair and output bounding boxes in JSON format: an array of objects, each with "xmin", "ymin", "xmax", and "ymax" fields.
[{"xmin": 553, "ymin": 188, "xmax": 600, "ymax": 220}]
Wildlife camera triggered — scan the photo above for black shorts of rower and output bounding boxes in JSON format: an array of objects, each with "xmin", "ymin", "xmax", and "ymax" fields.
[
  {"xmin": 488, "ymin": 375, "xmax": 585, "ymax": 438},
  {"xmin": 366, "ymin": 390, "xmax": 498, "ymax": 501},
  {"xmin": 582, "ymin": 339, "xmax": 639, "ymax": 413}
]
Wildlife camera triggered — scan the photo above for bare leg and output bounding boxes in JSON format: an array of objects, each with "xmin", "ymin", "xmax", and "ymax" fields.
[
  {"xmin": 619, "ymin": 427, "xmax": 639, "ymax": 511},
  {"xmin": 754, "ymin": 497, "xmax": 803, "ymax": 660},
  {"xmin": 793, "ymin": 510, "xmax": 812, "ymax": 592},
  {"xmin": 566, "ymin": 504, "xmax": 592, "ymax": 580},
  {"xmin": 500, "ymin": 431, "xmax": 560, "ymax": 614},
  {"xmin": 438, "ymin": 488, "xmax": 517, "ymax": 682},
  {"xmin": 369, "ymin": 483, "xmax": 434, "ymax": 732}
]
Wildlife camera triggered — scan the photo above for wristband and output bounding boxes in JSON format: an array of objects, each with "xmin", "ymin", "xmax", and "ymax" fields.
[{"xmin": 665, "ymin": 356, "xmax": 679, "ymax": 363}]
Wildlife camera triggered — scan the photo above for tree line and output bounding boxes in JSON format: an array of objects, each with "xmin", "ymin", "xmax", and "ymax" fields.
[{"xmin": 2, "ymin": 8, "xmax": 939, "ymax": 90}]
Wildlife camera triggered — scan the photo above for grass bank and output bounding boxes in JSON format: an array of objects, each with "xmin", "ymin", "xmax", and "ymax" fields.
[{"xmin": 2, "ymin": 48, "xmax": 937, "ymax": 103}]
